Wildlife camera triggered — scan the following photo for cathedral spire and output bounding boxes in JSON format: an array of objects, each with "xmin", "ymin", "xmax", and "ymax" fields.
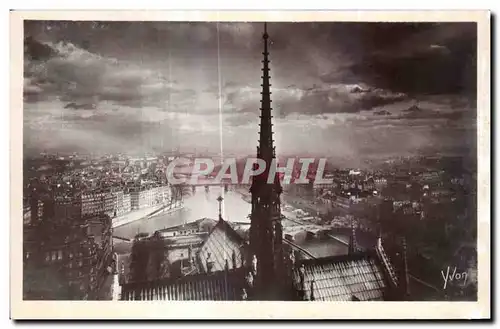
[
  {"xmin": 249, "ymin": 22, "xmax": 284, "ymax": 300},
  {"xmin": 258, "ymin": 22, "xmax": 274, "ymax": 161}
]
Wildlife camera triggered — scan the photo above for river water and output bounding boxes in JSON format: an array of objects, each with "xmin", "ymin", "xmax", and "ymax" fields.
[
  {"xmin": 113, "ymin": 185, "xmax": 349, "ymax": 258},
  {"xmin": 113, "ymin": 186, "xmax": 251, "ymax": 240}
]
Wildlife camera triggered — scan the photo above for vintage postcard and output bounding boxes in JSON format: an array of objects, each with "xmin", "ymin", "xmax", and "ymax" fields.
[{"xmin": 10, "ymin": 10, "xmax": 490, "ymax": 319}]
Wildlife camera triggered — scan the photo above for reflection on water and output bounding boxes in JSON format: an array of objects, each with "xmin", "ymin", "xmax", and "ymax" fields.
[
  {"xmin": 113, "ymin": 186, "xmax": 251, "ymax": 240},
  {"xmin": 297, "ymin": 240, "xmax": 348, "ymax": 258}
]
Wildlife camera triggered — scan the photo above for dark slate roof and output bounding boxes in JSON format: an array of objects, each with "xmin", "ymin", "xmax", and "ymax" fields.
[
  {"xmin": 293, "ymin": 252, "xmax": 389, "ymax": 301},
  {"xmin": 120, "ymin": 269, "xmax": 243, "ymax": 301},
  {"xmin": 198, "ymin": 219, "xmax": 245, "ymax": 273},
  {"xmin": 119, "ymin": 236, "xmax": 399, "ymax": 301}
]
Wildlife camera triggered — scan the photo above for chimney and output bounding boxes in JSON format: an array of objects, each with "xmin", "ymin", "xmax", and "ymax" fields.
[
  {"xmin": 240, "ymin": 288, "xmax": 248, "ymax": 300},
  {"xmin": 232, "ymin": 249, "xmax": 237, "ymax": 269},
  {"xmin": 245, "ymin": 271, "xmax": 254, "ymax": 288},
  {"xmin": 298, "ymin": 263, "xmax": 306, "ymax": 300},
  {"xmin": 206, "ymin": 253, "xmax": 214, "ymax": 274},
  {"xmin": 400, "ymin": 237, "xmax": 410, "ymax": 299},
  {"xmin": 240, "ymin": 244, "xmax": 246, "ymax": 268},
  {"xmin": 376, "ymin": 206, "xmax": 384, "ymax": 247},
  {"xmin": 310, "ymin": 280, "xmax": 316, "ymax": 301},
  {"xmin": 348, "ymin": 216, "xmax": 357, "ymax": 255},
  {"xmin": 298, "ymin": 264, "xmax": 305, "ymax": 283},
  {"xmin": 251, "ymin": 254, "xmax": 258, "ymax": 277},
  {"xmin": 289, "ymin": 249, "xmax": 296, "ymax": 268}
]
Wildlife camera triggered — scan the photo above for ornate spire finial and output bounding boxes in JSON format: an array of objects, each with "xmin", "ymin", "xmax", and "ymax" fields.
[
  {"xmin": 256, "ymin": 21, "xmax": 274, "ymax": 161},
  {"xmin": 216, "ymin": 195, "xmax": 224, "ymax": 221}
]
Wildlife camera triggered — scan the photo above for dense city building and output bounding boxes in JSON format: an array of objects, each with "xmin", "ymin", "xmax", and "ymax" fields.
[
  {"xmin": 130, "ymin": 185, "xmax": 170, "ymax": 210},
  {"xmin": 81, "ymin": 189, "xmax": 115, "ymax": 218},
  {"xmin": 112, "ymin": 190, "xmax": 132, "ymax": 217},
  {"xmin": 23, "ymin": 202, "xmax": 113, "ymax": 300}
]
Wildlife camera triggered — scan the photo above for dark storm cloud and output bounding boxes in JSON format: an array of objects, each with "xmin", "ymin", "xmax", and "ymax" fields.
[
  {"xmin": 24, "ymin": 21, "xmax": 477, "ymax": 113},
  {"xmin": 24, "ymin": 21, "xmax": 255, "ymax": 58},
  {"xmin": 24, "ymin": 36, "xmax": 56, "ymax": 61},
  {"xmin": 397, "ymin": 107, "xmax": 473, "ymax": 121},
  {"xmin": 344, "ymin": 23, "xmax": 477, "ymax": 96},
  {"xmin": 64, "ymin": 102, "xmax": 96, "ymax": 110},
  {"xmin": 360, "ymin": 97, "xmax": 476, "ymax": 126},
  {"xmin": 222, "ymin": 82, "xmax": 407, "ymax": 118},
  {"xmin": 23, "ymin": 34, "xmax": 186, "ymax": 109},
  {"xmin": 219, "ymin": 22, "xmax": 476, "ymax": 116}
]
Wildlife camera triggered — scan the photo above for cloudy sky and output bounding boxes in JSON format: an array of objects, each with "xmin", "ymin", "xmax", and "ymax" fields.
[{"xmin": 23, "ymin": 21, "xmax": 477, "ymax": 164}]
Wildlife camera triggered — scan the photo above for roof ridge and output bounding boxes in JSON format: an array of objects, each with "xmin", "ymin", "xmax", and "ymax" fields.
[{"xmin": 121, "ymin": 267, "xmax": 243, "ymax": 289}]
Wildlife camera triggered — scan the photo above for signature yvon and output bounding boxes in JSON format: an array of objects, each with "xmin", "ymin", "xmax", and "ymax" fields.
[{"xmin": 441, "ymin": 266, "xmax": 468, "ymax": 290}]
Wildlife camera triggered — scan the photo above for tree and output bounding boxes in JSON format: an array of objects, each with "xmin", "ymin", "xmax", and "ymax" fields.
[
  {"xmin": 146, "ymin": 233, "xmax": 171, "ymax": 281},
  {"xmin": 129, "ymin": 237, "xmax": 149, "ymax": 283},
  {"xmin": 130, "ymin": 233, "xmax": 171, "ymax": 283}
]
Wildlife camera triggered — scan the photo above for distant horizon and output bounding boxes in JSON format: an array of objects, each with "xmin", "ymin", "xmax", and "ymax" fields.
[
  {"xmin": 23, "ymin": 147, "xmax": 475, "ymax": 160},
  {"xmin": 23, "ymin": 149, "xmax": 477, "ymax": 174}
]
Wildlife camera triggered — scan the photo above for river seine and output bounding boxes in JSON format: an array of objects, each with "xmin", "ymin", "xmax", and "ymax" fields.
[{"xmin": 113, "ymin": 186, "xmax": 251, "ymax": 240}]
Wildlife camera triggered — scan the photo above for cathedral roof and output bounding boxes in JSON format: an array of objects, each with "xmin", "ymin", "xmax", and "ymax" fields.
[
  {"xmin": 292, "ymin": 252, "xmax": 391, "ymax": 301},
  {"xmin": 198, "ymin": 219, "xmax": 246, "ymax": 273},
  {"xmin": 120, "ymin": 250, "xmax": 397, "ymax": 301},
  {"xmin": 120, "ymin": 269, "xmax": 244, "ymax": 301}
]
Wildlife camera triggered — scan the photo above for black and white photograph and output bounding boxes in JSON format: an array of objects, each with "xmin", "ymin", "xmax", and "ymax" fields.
[{"xmin": 11, "ymin": 10, "xmax": 490, "ymax": 319}]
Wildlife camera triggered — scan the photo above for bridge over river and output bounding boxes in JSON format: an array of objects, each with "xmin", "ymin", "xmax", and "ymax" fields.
[{"xmin": 186, "ymin": 181, "xmax": 251, "ymax": 187}]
